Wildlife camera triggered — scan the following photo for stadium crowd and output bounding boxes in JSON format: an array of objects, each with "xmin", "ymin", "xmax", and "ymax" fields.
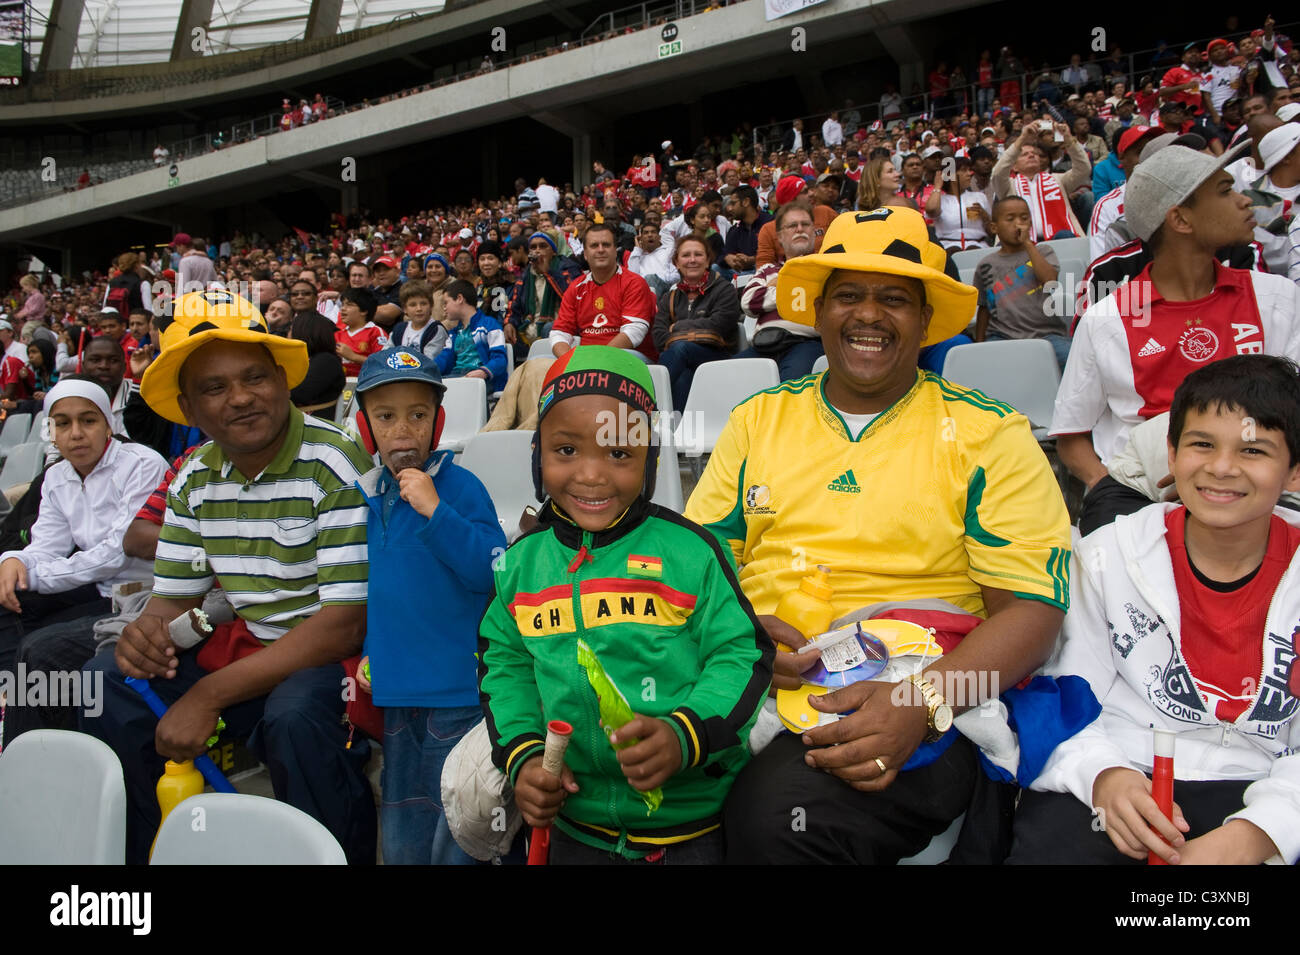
[{"xmin": 2, "ymin": 14, "xmax": 1300, "ymax": 865}]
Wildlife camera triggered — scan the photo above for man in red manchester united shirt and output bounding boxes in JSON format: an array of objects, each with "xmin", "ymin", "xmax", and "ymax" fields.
[{"xmin": 549, "ymin": 223, "xmax": 659, "ymax": 363}]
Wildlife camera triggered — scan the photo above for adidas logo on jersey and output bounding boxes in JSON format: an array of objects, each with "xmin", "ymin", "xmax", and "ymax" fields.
[
  {"xmin": 1137, "ymin": 337, "xmax": 1166, "ymax": 357},
  {"xmin": 828, "ymin": 469, "xmax": 861, "ymax": 493}
]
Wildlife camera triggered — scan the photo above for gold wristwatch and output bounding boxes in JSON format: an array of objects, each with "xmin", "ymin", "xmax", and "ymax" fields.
[{"xmin": 905, "ymin": 673, "xmax": 953, "ymax": 742}]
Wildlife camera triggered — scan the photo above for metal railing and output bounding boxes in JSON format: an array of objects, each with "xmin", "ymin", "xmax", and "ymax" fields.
[
  {"xmin": 0, "ymin": 96, "xmax": 346, "ymax": 210},
  {"xmin": 1, "ymin": 7, "xmax": 456, "ymax": 105},
  {"xmin": 0, "ymin": 0, "xmax": 749, "ymax": 209},
  {"xmin": 581, "ymin": 0, "xmax": 714, "ymax": 40}
]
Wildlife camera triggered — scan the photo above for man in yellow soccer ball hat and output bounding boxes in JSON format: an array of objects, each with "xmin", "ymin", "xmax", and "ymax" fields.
[
  {"xmin": 82, "ymin": 288, "xmax": 379, "ymax": 865},
  {"xmin": 685, "ymin": 206, "xmax": 1073, "ymax": 863}
]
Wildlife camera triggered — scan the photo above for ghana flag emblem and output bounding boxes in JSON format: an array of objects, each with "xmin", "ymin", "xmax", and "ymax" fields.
[{"xmin": 628, "ymin": 554, "xmax": 662, "ymax": 578}]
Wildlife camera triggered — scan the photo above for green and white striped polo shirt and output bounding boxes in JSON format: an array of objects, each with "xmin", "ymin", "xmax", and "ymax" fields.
[{"xmin": 153, "ymin": 407, "xmax": 372, "ymax": 641}]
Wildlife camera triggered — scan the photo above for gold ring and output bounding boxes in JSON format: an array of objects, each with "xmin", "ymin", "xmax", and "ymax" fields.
[{"xmin": 874, "ymin": 757, "xmax": 887, "ymax": 775}]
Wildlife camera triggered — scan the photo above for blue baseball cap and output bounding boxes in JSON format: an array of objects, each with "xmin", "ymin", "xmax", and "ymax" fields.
[{"xmin": 355, "ymin": 347, "xmax": 447, "ymax": 401}]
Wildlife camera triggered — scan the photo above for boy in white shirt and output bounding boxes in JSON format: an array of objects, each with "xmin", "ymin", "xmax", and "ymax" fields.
[
  {"xmin": 1011, "ymin": 355, "xmax": 1300, "ymax": 865},
  {"xmin": 0, "ymin": 377, "xmax": 166, "ymax": 739}
]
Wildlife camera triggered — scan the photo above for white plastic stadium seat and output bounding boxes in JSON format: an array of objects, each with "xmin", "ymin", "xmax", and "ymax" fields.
[
  {"xmin": 1043, "ymin": 236, "xmax": 1090, "ymax": 265},
  {"xmin": 28, "ymin": 411, "xmax": 46, "ymax": 443},
  {"xmin": 0, "ymin": 730, "xmax": 126, "ymax": 864},
  {"xmin": 899, "ymin": 812, "xmax": 966, "ymax": 865},
  {"xmin": 812, "ymin": 355, "xmax": 829, "ymax": 374},
  {"xmin": 527, "ymin": 339, "xmax": 556, "ymax": 361},
  {"xmin": 948, "ymin": 247, "xmax": 989, "ymax": 287},
  {"xmin": 334, "ymin": 377, "xmax": 358, "ymax": 430},
  {"xmin": 675, "ymin": 358, "xmax": 779, "ymax": 456},
  {"xmin": 1043, "ymin": 236, "xmax": 1089, "ymax": 305},
  {"xmin": 0, "ymin": 413, "xmax": 32, "ymax": 459},
  {"xmin": 150, "ymin": 792, "xmax": 346, "ymax": 864},
  {"xmin": 0, "ymin": 441, "xmax": 47, "ymax": 491},
  {"xmin": 437, "ymin": 377, "xmax": 489, "ymax": 453},
  {"xmin": 459, "ymin": 430, "xmax": 538, "ymax": 542},
  {"xmin": 941, "ymin": 340, "xmax": 1061, "ymax": 438},
  {"xmin": 648, "ymin": 364, "xmax": 674, "ymax": 419},
  {"xmin": 651, "ymin": 440, "xmax": 684, "ymax": 513}
]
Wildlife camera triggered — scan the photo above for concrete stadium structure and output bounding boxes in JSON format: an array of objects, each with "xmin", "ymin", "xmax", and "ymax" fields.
[{"xmin": 2, "ymin": 0, "xmax": 972, "ymax": 267}]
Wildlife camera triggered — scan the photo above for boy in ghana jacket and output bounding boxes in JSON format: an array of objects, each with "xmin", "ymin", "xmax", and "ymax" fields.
[
  {"xmin": 478, "ymin": 345, "xmax": 773, "ymax": 863},
  {"xmin": 352, "ymin": 347, "xmax": 507, "ymax": 865},
  {"xmin": 1010, "ymin": 356, "xmax": 1300, "ymax": 866}
]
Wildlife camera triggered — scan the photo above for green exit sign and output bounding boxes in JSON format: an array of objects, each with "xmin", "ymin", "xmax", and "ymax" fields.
[{"xmin": 658, "ymin": 39, "xmax": 682, "ymax": 59}]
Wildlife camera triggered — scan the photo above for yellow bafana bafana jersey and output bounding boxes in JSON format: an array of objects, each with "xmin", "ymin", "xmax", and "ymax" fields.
[{"xmin": 684, "ymin": 370, "xmax": 1071, "ymax": 620}]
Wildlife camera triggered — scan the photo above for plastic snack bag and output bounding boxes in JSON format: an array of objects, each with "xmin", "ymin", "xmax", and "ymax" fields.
[{"xmin": 576, "ymin": 639, "xmax": 662, "ymax": 815}]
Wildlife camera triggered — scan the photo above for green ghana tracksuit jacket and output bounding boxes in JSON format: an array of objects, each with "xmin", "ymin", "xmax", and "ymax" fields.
[{"xmin": 478, "ymin": 495, "xmax": 773, "ymax": 855}]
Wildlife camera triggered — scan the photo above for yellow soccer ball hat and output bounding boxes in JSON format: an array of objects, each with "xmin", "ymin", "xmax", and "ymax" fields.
[
  {"xmin": 140, "ymin": 288, "xmax": 308, "ymax": 425},
  {"xmin": 775, "ymin": 206, "xmax": 977, "ymax": 347}
]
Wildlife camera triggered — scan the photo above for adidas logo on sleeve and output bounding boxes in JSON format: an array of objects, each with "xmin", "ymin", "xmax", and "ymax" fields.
[
  {"xmin": 1136, "ymin": 337, "xmax": 1166, "ymax": 357},
  {"xmin": 827, "ymin": 469, "xmax": 861, "ymax": 493}
]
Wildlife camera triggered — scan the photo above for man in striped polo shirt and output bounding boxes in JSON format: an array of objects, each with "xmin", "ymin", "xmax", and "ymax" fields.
[{"xmin": 80, "ymin": 290, "xmax": 377, "ymax": 865}]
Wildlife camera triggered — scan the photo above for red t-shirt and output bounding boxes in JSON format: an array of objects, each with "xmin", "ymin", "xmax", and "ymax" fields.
[
  {"xmin": 0, "ymin": 355, "xmax": 31, "ymax": 399},
  {"xmin": 335, "ymin": 321, "xmax": 389, "ymax": 376},
  {"xmin": 978, "ymin": 63, "xmax": 993, "ymax": 88},
  {"xmin": 899, "ymin": 182, "xmax": 938, "ymax": 224},
  {"xmin": 1166, "ymin": 508, "xmax": 1300, "ymax": 722},
  {"xmin": 552, "ymin": 267, "xmax": 658, "ymax": 361},
  {"xmin": 1119, "ymin": 263, "xmax": 1265, "ymax": 420},
  {"xmin": 1160, "ymin": 66, "xmax": 1205, "ymax": 113}
]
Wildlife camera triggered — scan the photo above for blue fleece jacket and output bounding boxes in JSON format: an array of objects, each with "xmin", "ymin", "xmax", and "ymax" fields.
[
  {"xmin": 357, "ymin": 450, "xmax": 506, "ymax": 707},
  {"xmin": 1091, "ymin": 152, "xmax": 1124, "ymax": 199},
  {"xmin": 435, "ymin": 309, "xmax": 509, "ymax": 393}
]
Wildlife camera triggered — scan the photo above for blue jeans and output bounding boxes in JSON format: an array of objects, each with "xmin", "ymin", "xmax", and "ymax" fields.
[
  {"xmin": 660, "ymin": 340, "xmax": 732, "ymax": 410},
  {"xmin": 976, "ymin": 86, "xmax": 994, "ymax": 117},
  {"xmin": 381, "ymin": 704, "xmax": 482, "ymax": 865},
  {"xmin": 986, "ymin": 331, "xmax": 1070, "ymax": 370},
  {"xmin": 735, "ymin": 337, "xmax": 825, "ymax": 381}
]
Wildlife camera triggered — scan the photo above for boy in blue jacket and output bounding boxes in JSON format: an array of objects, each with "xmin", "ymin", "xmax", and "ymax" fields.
[
  {"xmin": 353, "ymin": 347, "xmax": 507, "ymax": 864},
  {"xmin": 435, "ymin": 279, "xmax": 509, "ymax": 393}
]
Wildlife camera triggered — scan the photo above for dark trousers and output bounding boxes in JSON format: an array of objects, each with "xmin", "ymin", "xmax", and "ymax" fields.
[
  {"xmin": 549, "ymin": 826, "xmax": 724, "ymax": 865},
  {"xmin": 0, "ymin": 585, "xmax": 107, "ymax": 676},
  {"xmin": 724, "ymin": 732, "xmax": 977, "ymax": 864},
  {"xmin": 4, "ymin": 605, "xmax": 108, "ymax": 741},
  {"xmin": 660, "ymin": 340, "xmax": 732, "ymax": 411},
  {"xmin": 79, "ymin": 647, "xmax": 377, "ymax": 865},
  {"xmin": 1007, "ymin": 780, "xmax": 1252, "ymax": 864},
  {"xmin": 735, "ymin": 337, "xmax": 825, "ymax": 382},
  {"xmin": 1078, "ymin": 475, "xmax": 1154, "ymax": 537}
]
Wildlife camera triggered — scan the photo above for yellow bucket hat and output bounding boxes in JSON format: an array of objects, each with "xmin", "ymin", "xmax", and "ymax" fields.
[
  {"xmin": 140, "ymin": 289, "xmax": 308, "ymax": 425},
  {"xmin": 775, "ymin": 207, "xmax": 977, "ymax": 347}
]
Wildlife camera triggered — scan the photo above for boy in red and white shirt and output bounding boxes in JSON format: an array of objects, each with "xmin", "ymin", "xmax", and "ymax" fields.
[
  {"xmin": 1014, "ymin": 355, "xmax": 1300, "ymax": 866},
  {"xmin": 335, "ymin": 287, "xmax": 390, "ymax": 377},
  {"xmin": 1052, "ymin": 145, "xmax": 1300, "ymax": 534}
]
